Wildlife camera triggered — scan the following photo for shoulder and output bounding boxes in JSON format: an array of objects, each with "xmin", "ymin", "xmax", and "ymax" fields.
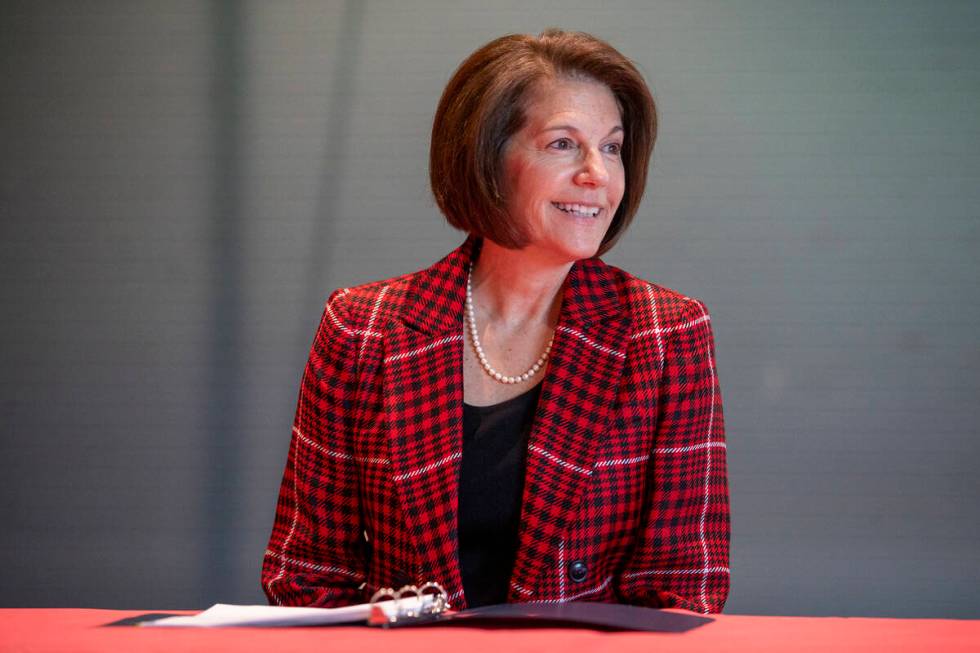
[
  {"xmin": 318, "ymin": 239, "xmax": 473, "ymax": 340},
  {"xmin": 595, "ymin": 260, "xmax": 713, "ymax": 334},
  {"xmin": 319, "ymin": 266, "xmax": 429, "ymax": 333}
]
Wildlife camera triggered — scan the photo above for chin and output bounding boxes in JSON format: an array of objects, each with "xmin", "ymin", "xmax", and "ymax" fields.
[
  {"xmin": 553, "ymin": 223, "xmax": 613, "ymax": 260},
  {"xmin": 524, "ymin": 220, "xmax": 612, "ymax": 262},
  {"xmin": 550, "ymin": 239, "xmax": 605, "ymax": 262}
]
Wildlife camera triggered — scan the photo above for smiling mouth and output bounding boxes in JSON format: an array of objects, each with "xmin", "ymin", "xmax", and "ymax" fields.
[{"xmin": 552, "ymin": 202, "xmax": 601, "ymax": 218}]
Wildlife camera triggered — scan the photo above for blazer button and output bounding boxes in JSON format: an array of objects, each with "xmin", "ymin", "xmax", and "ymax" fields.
[{"xmin": 567, "ymin": 560, "xmax": 588, "ymax": 583}]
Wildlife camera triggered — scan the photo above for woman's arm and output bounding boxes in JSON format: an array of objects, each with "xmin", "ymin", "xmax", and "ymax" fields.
[
  {"xmin": 615, "ymin": 298, "xmax": 731, "ymax": 613},
  {"xmin": 261, "ymin": 289, "xmax": 368, "ymax": 607}
]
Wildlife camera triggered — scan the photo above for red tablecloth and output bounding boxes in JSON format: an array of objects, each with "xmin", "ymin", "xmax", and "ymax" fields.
[{"xmin": 1, "ymin": 609, "xmax": 977, "ymax": 653}]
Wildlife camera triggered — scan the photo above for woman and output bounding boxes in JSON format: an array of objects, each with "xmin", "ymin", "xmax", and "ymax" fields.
[{"xmin": 262, "ymin": 29, "xmax": 730, "ymax": 614}]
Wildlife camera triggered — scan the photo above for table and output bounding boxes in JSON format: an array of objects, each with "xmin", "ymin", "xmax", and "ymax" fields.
[{"xmin": 1, "ymin": 609, "xmax": 978, "ymax": 652}]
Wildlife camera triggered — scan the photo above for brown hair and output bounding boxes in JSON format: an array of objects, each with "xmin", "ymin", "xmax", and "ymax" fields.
[{"xmin": 429, "ymin": 29, "xmax": 657, "ymax": 256}]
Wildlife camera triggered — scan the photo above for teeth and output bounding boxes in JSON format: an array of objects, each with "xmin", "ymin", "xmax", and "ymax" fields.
[{"xmin": 553, "ymin": 202, "xmax": 601, "ymax": 217}]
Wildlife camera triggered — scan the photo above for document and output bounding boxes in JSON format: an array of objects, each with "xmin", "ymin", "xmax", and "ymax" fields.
[{"xmin": 144, "ymin": 595, "xmax": 437, "ymax": 628}]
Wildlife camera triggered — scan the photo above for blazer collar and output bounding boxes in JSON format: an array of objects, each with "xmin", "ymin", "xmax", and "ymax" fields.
[{"xmin": 399, "ymin": 236, "xmax": 625, "ymax": 335}]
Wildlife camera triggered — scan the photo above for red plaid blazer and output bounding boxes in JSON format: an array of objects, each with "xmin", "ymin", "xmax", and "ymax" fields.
[{"xmin": 262, "ymin": 238, "xmax": 730, "ymax": 613}]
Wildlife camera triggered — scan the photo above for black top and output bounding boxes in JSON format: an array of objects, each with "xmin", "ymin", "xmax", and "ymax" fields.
[{"xmin": 459, "ymin": 382, "xmax": 542, "ymax": 608}]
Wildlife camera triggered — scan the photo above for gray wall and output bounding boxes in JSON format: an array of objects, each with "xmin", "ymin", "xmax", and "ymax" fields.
[{"xmin": 1, "ymin": 1, "xmax": 978, "ymax": 617}]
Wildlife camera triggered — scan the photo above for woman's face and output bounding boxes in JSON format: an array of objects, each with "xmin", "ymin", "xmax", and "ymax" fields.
[{"xmin": 501, "ymin": 77, "xmax": 625, "ymax": 264}]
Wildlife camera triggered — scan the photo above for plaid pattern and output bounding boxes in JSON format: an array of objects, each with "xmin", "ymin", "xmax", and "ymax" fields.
[{"xmin": 262, "ymin": 237, "xmax": 730, "ymax": 613}]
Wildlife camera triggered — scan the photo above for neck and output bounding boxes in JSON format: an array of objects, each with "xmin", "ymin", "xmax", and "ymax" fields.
[{"xmin": 470, "ymin": 239, "xmax": 572, "ymax": 328}]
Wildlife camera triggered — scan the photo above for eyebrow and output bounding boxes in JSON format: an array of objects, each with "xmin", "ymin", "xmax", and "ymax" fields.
[{"xmin": 541, "ymin": 124, "xmax": 624, "ymax": 137}]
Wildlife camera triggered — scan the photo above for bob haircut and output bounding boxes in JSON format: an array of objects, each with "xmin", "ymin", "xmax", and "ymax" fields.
[{"xmin": 430, "ymin": 29, "xmax": 657, "ymax": 256}]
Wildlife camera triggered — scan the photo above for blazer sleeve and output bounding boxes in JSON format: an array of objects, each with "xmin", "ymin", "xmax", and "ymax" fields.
[
  {"xmin": 615, "ymin": 298, "xmax": 731, "ymax": 613},
  {"xmin": 261, "ymin": 290, "xmax": 368, "ymax": 607}
]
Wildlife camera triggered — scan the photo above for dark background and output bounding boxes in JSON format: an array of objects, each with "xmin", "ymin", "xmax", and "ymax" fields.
[{"xmin": 2, "ymin": 1, "xmax": 978, "ymax": 616}]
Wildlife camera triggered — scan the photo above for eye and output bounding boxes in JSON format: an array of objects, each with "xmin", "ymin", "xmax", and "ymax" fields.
[
  {"xmin": 604, "ymin": 142, "xmax": 623, "ymax": 156},
  {"xmin": 548, "ymin": 137, "xmax": 576, "ymax": 151}
]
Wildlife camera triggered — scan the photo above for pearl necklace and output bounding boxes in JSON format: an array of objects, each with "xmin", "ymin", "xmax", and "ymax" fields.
[{"xmin": 465, "ymin": 266, "xmax": 554, "ymax": 384}]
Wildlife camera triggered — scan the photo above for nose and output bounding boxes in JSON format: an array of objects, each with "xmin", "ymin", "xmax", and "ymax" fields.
[{"xmin": 574, "ymin": 147, "xmax": 609, "ymax": 187}]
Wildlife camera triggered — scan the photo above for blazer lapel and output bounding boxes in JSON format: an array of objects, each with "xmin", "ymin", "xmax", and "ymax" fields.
[
  {"xmin": 379, "ymin": 240, "xmax": 472, "ymax": 603},
  {"xmin": 378, "ymin": 239, "xmax": 629, "ymax": 604},
  {"xmin": 508, "ymin": 257, "xmax": 630, "ymax": 599}
]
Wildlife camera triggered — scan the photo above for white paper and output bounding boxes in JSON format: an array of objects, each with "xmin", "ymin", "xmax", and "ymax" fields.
[{"xmin": 143, "ymin": 595, "xmax": 435, "ymax": 628}]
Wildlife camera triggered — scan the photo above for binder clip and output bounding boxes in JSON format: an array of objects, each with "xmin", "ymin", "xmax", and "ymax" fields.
[{"xmin": 367, "ymin": 582, "xmax": 450, "ymax": 627}]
